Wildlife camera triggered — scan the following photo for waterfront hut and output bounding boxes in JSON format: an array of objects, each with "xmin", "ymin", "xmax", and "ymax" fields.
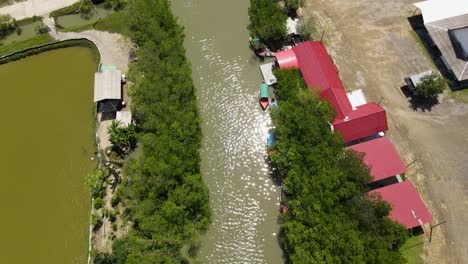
[
  {"xmin": 371, "ymin": 181, "xmax": 432, "ymax": 232},
  {"xmin": 94, "ymin": 69, "xmax": 122, "ymax": 113},
  {"xmin": 346, "ymin": 137, "xmax": 406, "ymax": 189}
]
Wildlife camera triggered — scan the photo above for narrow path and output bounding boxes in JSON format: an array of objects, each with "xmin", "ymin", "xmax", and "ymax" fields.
[
  {"xmin": 0, "ymin": 0, "xmax": 77, "ymax": 20},
  {"xmin": 43, "ymin": 16, "xmax": 131, "ymax": 72}
]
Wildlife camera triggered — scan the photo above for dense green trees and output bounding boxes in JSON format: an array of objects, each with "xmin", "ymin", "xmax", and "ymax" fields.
[
  {"xmin": 249, "ymin": 0, "xmax": 287, "ymax": 43},
  {"xmin": 271, "ymin": 69, "xmax": 408, "ymax": 263},
  {"xmin": 102, "ymin": 0, "xmax": 210, "ymax": 262}
]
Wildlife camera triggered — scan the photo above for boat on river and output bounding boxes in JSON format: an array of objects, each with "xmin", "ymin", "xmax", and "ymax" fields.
[{"xmin": 259, "ymin": 83, "xmax": 270, "ymax": 110}]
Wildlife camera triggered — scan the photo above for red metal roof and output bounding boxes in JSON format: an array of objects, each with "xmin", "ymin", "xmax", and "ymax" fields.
[
  {"xmin": 371, "ymin": 181, "xmax": 432, "ymax": 229},
  {"xmin": 293, "ymin": 41, "xmax": 346, "ymax": 92},
  {"xmin": 346, "ymin": 137, "xmax": 407, "ymax": 181},
  {"xmin": 319, "ymin": 87, "xmax": 353, "ymax": 120},
  {"xmin": 333, "ymin": 103, "xmax": 388, "ymax": 143},
  {"xmin": 275, "ymin": 49, "xmax": 299, "ymax": 69}
]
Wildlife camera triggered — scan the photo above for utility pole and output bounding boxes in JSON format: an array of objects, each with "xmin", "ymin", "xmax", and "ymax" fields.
[
  {"xmin": 429, "ymin": 221, "xmax": 446, "ymax": 242},
  {"xmin": 378, "ymin": 96, "xmax": 384, "ymax": 105},
  {"xmin": 320, "ymin": 30, "xmax": 326, "ymax": 43},
  {"xmin": 406, "ymin": 159, "xmax": 417, "ymax": 168}
]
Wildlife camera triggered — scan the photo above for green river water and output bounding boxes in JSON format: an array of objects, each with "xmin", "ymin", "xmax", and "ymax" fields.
[{"xmin": 0, "ymin": 47, "xmax": 97, "ymax": 264}]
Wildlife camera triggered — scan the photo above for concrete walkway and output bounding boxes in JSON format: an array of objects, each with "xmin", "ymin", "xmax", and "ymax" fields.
[
  {"xmin": 0, "ymin": 0, "xmax": 77, "ymax": 20},
  {"xmin": 43, "ymin": 16, "xmax": 131, "ymax": 72}
]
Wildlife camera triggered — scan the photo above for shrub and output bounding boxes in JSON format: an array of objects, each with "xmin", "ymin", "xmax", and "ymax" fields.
[
  {"xmin": 92, "ymin": 214, "xmax": 103, "ymax": 231},
  {"xmin": 248, "ymin": 0, "xmax": 287, "ymax": 43},
  {"xmin": 94, "ymin": 197, "xmax": 104, "ymax": 209},
  {"xmin": 110, "ymin": 192, "xmax": 121, "ymax": 207},
  {"xmin": 414, "ymin": 73, "xmax": 446, "ymax": 99},
  {"xmin": 112, "ymin": 223, "xmax": 118, "ymax": 231}
]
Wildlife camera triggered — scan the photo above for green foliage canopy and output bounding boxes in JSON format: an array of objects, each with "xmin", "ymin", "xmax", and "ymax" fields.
[
  {"xmin": 249, "ymin": 0, "xmax": 287, "ymax": 43},
  {"xmin": 414, "ymin": 73, "xmax": 446, "ymax": 99},
  {"xmin": 103, "ymin": 0, "xmax": 211, "ymax": 262},
  {"xmin": 271, "ymin": 69, "xmax": 409, "ymax": 263}
]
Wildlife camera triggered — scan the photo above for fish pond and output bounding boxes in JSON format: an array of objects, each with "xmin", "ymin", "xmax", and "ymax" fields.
[{"xmin": 0, "ymin": 47, "xmax": 97, "ymax": 263}]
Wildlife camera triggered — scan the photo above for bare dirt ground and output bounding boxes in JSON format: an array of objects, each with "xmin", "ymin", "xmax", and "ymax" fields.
[{"xmin": 300, "ymin": 0, "xmax": 468, "ymax": 263}]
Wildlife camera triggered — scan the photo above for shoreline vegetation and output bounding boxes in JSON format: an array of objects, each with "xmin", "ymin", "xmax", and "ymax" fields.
[
  {"xmin": 270, "ymin": 70, "xmax": 408, "ymax": 262},
  {"xmin": 90, "ymin": 0, "xmax": 211, "ymax": 263}
]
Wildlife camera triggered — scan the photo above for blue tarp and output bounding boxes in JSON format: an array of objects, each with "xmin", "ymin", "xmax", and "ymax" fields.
[{"xmin": 267, "ymin": 132, "xmax": 275, "ymax": 146}]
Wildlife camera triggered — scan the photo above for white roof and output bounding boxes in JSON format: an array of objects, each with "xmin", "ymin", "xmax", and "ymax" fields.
[
  {"xmin": 286, "ymin": 17, "xmax": 299, "ymax": 35},
  {"xmin": 414, "ymin": 0, "xmax": 468, "ymax": 24},
  {"xmin": 410, "ymin": 70, "xmax": 434, "ymax": 86},
  {"xmin": 94, "ymin": 70, "xmax": 122, "ymax": 102},
  {"xmin": 259, "ymin": 62, "xmax": 277, "ymax": 85},
  {"xmin": 346, "ymin": 89, "xmax": 367, "ymax": 109},
  {"xmin": 116, "ymin": 111, "xmax": 132, "ymax": 126}
]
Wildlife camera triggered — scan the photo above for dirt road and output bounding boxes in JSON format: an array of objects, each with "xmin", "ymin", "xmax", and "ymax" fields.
[{"xmin": 301, "ymin": 0, "xmax": 468, "ymax": 263}]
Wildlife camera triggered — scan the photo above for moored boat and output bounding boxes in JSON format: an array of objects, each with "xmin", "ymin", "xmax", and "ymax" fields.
[{"xmin": 259, "ymin": 83, "xmax": 270, "ymax": 110}]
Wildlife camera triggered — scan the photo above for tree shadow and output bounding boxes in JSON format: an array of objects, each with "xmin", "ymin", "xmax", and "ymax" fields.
[{"xmin": 408, "ymin": 93, "xmax": 439, "ymax": 112}]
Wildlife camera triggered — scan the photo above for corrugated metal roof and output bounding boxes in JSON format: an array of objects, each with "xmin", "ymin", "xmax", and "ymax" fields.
[
  {"xmin": 414, "ymin": 0, "xmax": 468, "ymax": 24},
  {"xmin": 293, "ymin": 41, "xmax": 346, "ymax": 93},
  {"xmin": 333, "ymin": 103, "xmax": 388, "ymax": 143},
  {"xmin": 275, "ymin": 49, "xmax": 299, "ymax": 69},
  {"xmin": 260, "ymin": 62, "xmax": 277, "ymax": 85},
  {"xmin": 346, "ymin": 137, "xmax": 407, "ymax": 182},
  {"xmin": 371, "ymin": 181, "xmax": 432, "ymax": 229},
  {"xmin": 116, "ymin": 111, "xmax": 132, "ymax": 126},
  {"xmin": 94, "ymin": 70, "xmax": 122, "ymax": 102},
  {"xmin": 415, "ymin": 0, "xmax": 468, "ymax": 80}
]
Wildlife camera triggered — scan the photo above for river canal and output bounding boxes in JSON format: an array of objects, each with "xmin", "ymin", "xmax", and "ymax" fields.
[
  {"xmin": 0, "ymin": 47, "xmax": 97, "ymax": 264},
  {"xmin": 172, "ymin": 1, "xmax": 283, "ymax": 263}
]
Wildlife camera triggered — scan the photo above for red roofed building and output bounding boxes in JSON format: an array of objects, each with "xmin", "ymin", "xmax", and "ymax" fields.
[
  {"xmin": 275, "ymin": 49, "xmax": 299, "ymax": 69},
  {"xmin": 275, "ymin": 41, "xmax": 388, "ymax": 143},
  {"xmin": 346, "ymin": 137, "xmax": 406, "ymax": 188},
  {"xmin": 333, "ymin": 103, "xmax": 388, "ymax": 143},
  {"xmin": 371, "ymin": 181, "xmax": 432, "ymax": 230}
]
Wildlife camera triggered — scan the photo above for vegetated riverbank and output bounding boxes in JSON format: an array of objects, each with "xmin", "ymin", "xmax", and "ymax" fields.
[
  {"xmin": 270, "ymin": 69, "xmax": 409, "ymax": 262},
  {"xmin": 0, "ymin": 38, "xmax": 100, "ymax": 64},
  {"xmin": 91, "ymin": 0, "xmax": 211, "ymax": 262}
]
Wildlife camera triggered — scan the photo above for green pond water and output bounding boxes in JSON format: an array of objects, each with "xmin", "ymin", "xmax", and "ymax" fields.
[
  {"xmin": 0, "ymin": 21, "xmax": 42, "ymax": 46},
  {"xmin": 56, "ymin": 5, "xmax": 115, "ymax": 29},
  {"xmin": 0, "ymin": 47, "xmax": 97, "ymax": 264}
]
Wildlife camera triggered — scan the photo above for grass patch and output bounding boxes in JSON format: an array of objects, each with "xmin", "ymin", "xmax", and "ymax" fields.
[
  {"xmin": 410, "ymin": 30, "xmax": 436, "ymax": 68},
  {"xmin": 447, "ymin": 88, "xmax": 468, "ymax": 103},
  {"xmin": 49, "ymin": 2, "xmax": 82, "ymax": 18},
  {"xmin": 400, "ymin": 235, "xmax": 424, "ymax": 264},
  {"xmin": 59, "ymin": 12, "xmax": 129, "ymax": 36},
  {"xmin": 0, "ymin": 34, "xmax": 54, "ymax": 57},
  {"xmin": 94, "ymin": 12, "xmax": 129, "ymax": 35}
]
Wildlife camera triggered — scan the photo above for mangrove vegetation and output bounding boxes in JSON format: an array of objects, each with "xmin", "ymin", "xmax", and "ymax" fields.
[
  {"xmin": 270, "ymin": 69, "xmax": 409, "ymax": 263},
  {"xmin": 94, "ymin": 0, "xmax": 210, "ymax": 262}
]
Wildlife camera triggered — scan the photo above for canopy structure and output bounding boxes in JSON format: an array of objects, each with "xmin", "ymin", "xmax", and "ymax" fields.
[
  {"xmin": 94, "ymin": 69, "xmax": 122, "ymax": 102},
  {"xmin": 116, "ymin": 111, "xmax": 132, "ymax": 126},
  {"xmin": 347, "ymin": 89, "xmax": 367, "ymax": 108},
  {"xmin": 414, "ymin": 0, "xmax": 468, "ymax": 80},
  {"xmin": 260, "ymin": 62, "xmax": 277, "ymax": 85},
  {"xmin": 274, "ymin": 49, "xmax": 299, "ymax": 69},
  {"xmin": 371, "ymin": 181, "xmax": 432, "ymax": 229},
  {"xmin": 346, "ymin": 137, "xmax": 407, "ymax": 182},
  {"xmin": 260, "ymin": 83, "xmax": 269, "ymax": 99}
]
